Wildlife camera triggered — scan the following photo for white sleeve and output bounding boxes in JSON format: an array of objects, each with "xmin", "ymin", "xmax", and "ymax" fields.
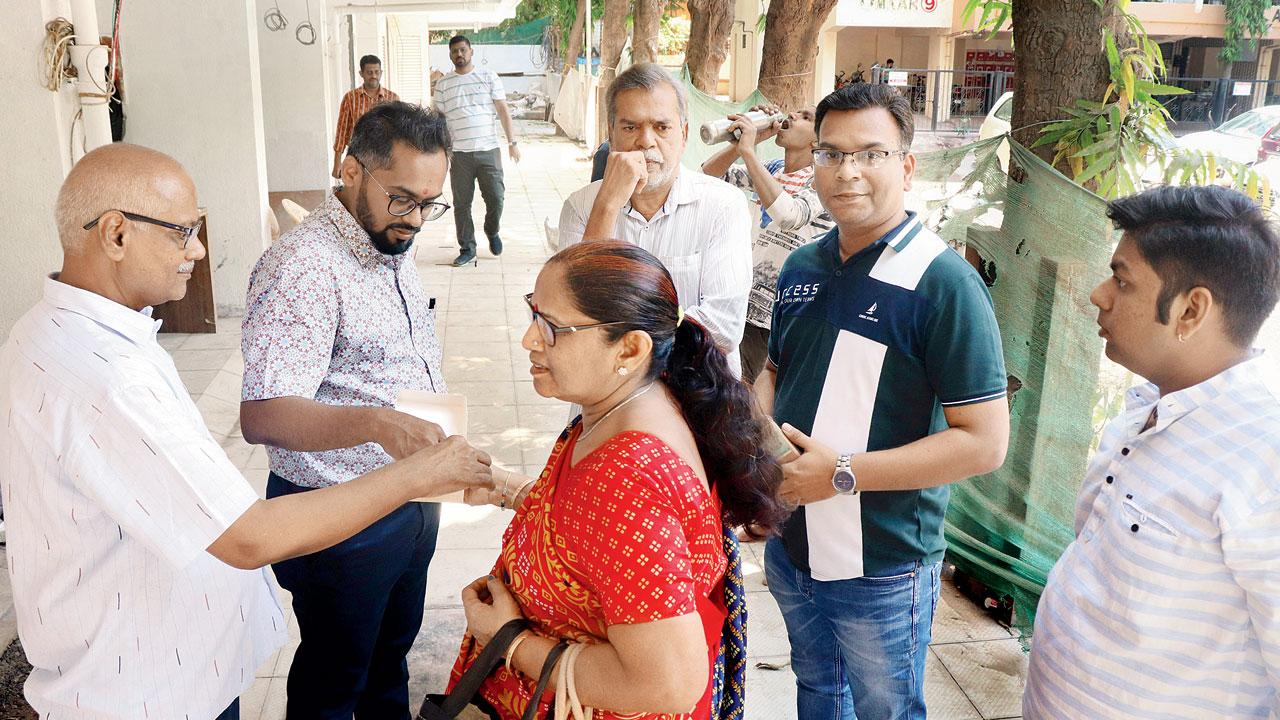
[
  {"xmin": 558, "ymin": 194, "xmax": 588, "ymax": 250},
  {"xmin": 686, "ymin": 190, "xmax": 752, "ymax": 352}
]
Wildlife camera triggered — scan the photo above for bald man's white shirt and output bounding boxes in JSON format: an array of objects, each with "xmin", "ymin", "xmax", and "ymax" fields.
[{"xmin": 0, "ymin": 278, "xmax": 285, "ymax": 719}]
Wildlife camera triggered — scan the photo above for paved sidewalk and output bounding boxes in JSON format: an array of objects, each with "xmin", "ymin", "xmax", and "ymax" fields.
[{"xmin": 0, "ymin": 136, "xmax": 1027, "ymax": 719}]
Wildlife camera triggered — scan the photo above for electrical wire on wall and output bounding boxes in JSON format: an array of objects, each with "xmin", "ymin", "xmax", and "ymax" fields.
[
  {"xmin": 264, "ymin": 0, "xmax": 288, "ymax": 31},
  {"xmin": 296, "ymin": 0, "xmax": 316, "ymax": 45},
  {"xmin": 41, "ymin": 18, "xmax": 77, "ymax": 91}
]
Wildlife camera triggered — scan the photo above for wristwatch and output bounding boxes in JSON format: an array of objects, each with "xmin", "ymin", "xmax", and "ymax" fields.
[{"xmin": 832, "ymin": 454, "xmax": 857, "ymax": 495}]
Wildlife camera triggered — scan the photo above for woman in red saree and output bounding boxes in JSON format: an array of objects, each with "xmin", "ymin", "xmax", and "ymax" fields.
[{"xmin": 447, "ymin": 242, "xmax": 786, "ymax": 719}]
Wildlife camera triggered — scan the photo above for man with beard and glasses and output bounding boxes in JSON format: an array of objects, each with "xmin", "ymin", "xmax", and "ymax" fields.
[
  {"xmin": 557, "ymin": 63, "xmax": 752, "ymax": 375},
  {"xmin": 240, "ymin": 102, "xmax": 459, "ymax": 717}
]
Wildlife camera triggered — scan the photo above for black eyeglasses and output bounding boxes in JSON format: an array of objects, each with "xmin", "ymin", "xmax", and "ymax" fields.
[
  {"xmin": 82, "ymin": 210, "xmax": 203, "ymax": 249},
  {"xmin": 812, "ymin": 148, "xmax": 907, "ymax": 169},
  {"xmin": 357, "ymin": 159, "xmax": 451, "ymax": 220},
  {"xmin": 524, "ymin": 293, "xmax": 627, "ymax": 347}
]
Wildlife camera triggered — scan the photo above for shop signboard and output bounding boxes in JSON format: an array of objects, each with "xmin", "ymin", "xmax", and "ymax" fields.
[{"xmin": 835, "ymin": 0, "xmax": 953, "ymax": 28}]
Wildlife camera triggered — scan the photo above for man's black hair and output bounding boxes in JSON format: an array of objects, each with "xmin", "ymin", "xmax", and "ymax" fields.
[
  {"xmin": 359, "ymin": 54, "xmax": 381, "ymax": 71},
  {"xmin": 1107, "ymin": 185, "xmax": 1280, "ymax": 347},
  {"xmin": 448, "ymin": 35, "xmax": 471, "ymax": 48},
  {"xmin": 348, "ymin": 102, "xmax": 451, "ymax": 169},
  {"xmin": 815, "ymin": 82, "xmax": 914, "ymax": 149}
]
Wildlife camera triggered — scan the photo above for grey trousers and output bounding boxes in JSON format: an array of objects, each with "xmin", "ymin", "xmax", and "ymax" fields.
[{"xmin": 450, "ymin": 148, "xmax": 505, "ymax": 252}]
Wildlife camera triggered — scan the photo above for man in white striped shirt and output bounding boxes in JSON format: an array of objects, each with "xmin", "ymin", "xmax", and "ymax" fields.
[
  {"xmin": 1024, "ymin": 185, "xmax": 1280, "ymax": 718},
  {"xmin": 0, "ymin": 143, "xmax": 492, "ymax": 719},
  {"xmin": 434, "ymin": 35, "xmax": 520, "ymax": 266},
  {"xmin": 558, "ymin": 63, "xmax": 752, "ymax": 375}
]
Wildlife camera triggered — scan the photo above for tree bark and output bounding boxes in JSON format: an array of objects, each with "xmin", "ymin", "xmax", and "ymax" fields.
[
  {"xmin": 757, "ymin": 0, "xmax": 839, "ymax": 109},
  {"xmin": 632, "ymin": 0, "xmax": 665, "ymax": 64},
  {"xmin": 685, "ymin": 0, "xmax": 735, "ymax": 94},
  {"xmin": 562, "ymin": 0, "xmax": 588, "ymax": 79},
  {"xmin": 1011, "ymin": 0, "xmax": 1126, "ymax": 169},
  {"xmin": 596, "ymin": 0, "xmax": 631, "ymax": 141}
]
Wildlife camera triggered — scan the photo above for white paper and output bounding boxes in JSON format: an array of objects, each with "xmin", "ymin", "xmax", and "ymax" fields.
[{"xmin": 395, "ymin": 391, "xmax": 470, "ymax": 503}]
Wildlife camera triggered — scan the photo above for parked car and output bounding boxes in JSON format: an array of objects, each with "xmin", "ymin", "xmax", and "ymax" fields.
[
  {"xmin": 979, "ymin": 91, "xmax": 1014, "ymax": 169},
  {"xmin": 1175, "ymin": 105, "xmax": 1280, "ymax": 165}
]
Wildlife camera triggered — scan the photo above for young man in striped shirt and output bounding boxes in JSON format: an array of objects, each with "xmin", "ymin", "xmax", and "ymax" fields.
[
  {"xmin": 332, "ymin": 55, "xmax": 398, "ymax": 180},
  {"xmin": 701, "ymin": 103, "xmax": 833, "ymax": 383},
  {"xmin": 434, "ymin": 35, "xmax": 521, "ymax": 266},
  {"xmin": 755, "ymin": 82, "xmax": 1009, "ymax": 720},
  {"xmin": 1024, "ymin": 186, "xmax": 1280, "ymax": 718}
]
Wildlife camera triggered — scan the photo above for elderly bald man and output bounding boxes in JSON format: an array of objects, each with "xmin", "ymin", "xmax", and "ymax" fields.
[{"xmin": 0, "ymin": 143, "xmax": 493, "ymax": 720}]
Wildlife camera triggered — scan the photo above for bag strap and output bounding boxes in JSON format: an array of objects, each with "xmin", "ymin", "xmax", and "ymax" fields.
[
  {"xmin": 521, "ymin": 640, "xmax": 570, "ymax": 720},
  {"xmin": 421, "ymin": 618, "xmax": 530, "ymax": 719}
]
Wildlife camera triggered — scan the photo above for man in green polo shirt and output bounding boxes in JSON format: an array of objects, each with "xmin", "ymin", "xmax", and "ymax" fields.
[{"xmin": 753, "ymin": 83, "xmax": 1010, "ymax": 719}]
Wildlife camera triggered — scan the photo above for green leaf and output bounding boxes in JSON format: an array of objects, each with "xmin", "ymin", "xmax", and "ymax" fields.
[
  {"xmin": 1104, "ymin": 30, "xmax": 1121, "ymax": 75},
  {"xmin": 1078, "ymin": 152, "xmax": 1115, "ymax": 184}
]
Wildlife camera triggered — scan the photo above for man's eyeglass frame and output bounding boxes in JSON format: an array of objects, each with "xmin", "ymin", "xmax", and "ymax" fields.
[
  {"xmin": 524, "ymin": 293, "xmax": 628, "ymax": 347},
  {"xmin": 356, "ymin": 158, "xmax": 451, "ymax": 221},
  {"xmin": 82, "ymin": 210, "xmax": 203, "ymax": 250},
  {"xmin": 811, "ymin": 148, "xmax": 908, "ymax": 169}
]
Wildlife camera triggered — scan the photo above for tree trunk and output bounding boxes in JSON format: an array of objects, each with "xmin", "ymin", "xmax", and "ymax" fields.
[
  {"xmin": 596, "ymin": 0, "xmax": 630, "ymax": 141},
  {"xmin": 757, "ymin": 0, "xmax": 839, "ymax": 109},
  {"xmin": 562, "ymin": 0, "xmax": 588, "ymax": 79},
  {"xmin": 685, "ymin": 0, "xmax": 735, "ymax": 94},
  {"xmin": 632, "ymin": 0, "xmax": 665, "ymax": 64},
  {"xmin": 1011, "ymin": 0, "xmax": 1126, "ymax": 169}
]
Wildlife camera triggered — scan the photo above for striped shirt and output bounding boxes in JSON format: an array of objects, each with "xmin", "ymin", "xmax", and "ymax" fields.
[
  {"xmin": 0, "ymin": 278, "xmax": 286, "ymax": 719},
  {"xmin": 768, "ymin": 213, "xmax": 1006, "ymax": 579},
  {"xmin": 333, "ymin": 86, "xmax": 399, "ymax": 154},
  {"xmin": 433, "ymin": 69, "xmax": 506, "ymax": 153},
  {"xmin": 722, "ymin": 160, "xmax": 833, "ymax": 328},
  {"xmin": 1024, "ymin": 352, "xmax": 1280, "ymax": 718},
  {"xmin": 558, "ymin": 169, "xmax": 753, "ymax": 375}
]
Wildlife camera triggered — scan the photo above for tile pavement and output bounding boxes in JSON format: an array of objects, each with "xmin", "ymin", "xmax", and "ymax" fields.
[{"xmin": 0, "ymin": 136, "xmax": 1027, "ymax": 719}]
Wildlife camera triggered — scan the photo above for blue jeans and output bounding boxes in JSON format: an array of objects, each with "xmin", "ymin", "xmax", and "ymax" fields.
[
  {"xmin": 764, "ymin": 537, "xmax": 941, "ymax": 720},
  {"xmin": 268, "ymin": 473, "xmax": 441, "ymax": 719}
]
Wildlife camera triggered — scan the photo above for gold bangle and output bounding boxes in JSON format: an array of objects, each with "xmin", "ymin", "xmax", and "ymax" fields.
[{"xmin": 504, "ymin": 631, "xmax": 531, "ymax": 674}]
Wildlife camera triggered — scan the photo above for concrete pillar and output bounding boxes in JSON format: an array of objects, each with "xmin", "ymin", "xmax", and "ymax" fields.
[
  {"xmin": 729, "ymin": 0, "xmax": 763, "ymax": 102},
  {"xmin": 1254, "ymin": 44, "xmax": 1275, "ymax": 108},
  {"xmin": 812, "ymin": 16, "xmax": 840, "ymax": 106},
  {"xmin": 0, "ymin": 0, "xmax": 78, "ymax": 337},
  {"xmin": 926, "ymin": 33, "xmax": 956, "ymax": 126},
  {"xmin": 257, "ymin": 0, "xmax": 331, "ymax": 192},
  {"xmin": 123, "ymin": 0, "xmax": 271, "ymax": 317}
]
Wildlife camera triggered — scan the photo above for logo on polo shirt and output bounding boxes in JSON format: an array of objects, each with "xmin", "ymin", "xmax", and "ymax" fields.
[
  {"xmin": 779, "ymin": 282, "xmax": 821, "ymax": 305},
  {"xmin": 858, "ymin": 302, "xmax": 880, "ymax": 323}
]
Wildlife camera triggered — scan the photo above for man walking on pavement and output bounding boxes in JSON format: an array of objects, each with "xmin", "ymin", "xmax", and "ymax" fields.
[
  {"xmin": 434, "ymin": 34, "xmax": 521, "ymax": 266},
  {"xmin": 333, "ymin": 55, "xmax": 399, "ymax": 181}
]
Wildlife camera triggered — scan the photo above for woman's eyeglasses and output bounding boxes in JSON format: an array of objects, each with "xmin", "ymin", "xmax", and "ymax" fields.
[
  {"xmin": 524, "ymin": 293, "xmax": 627, "ymax": 347},
  {"xmin": 82, "ymin": 210, "xmax": 203, "ymax": 250}
]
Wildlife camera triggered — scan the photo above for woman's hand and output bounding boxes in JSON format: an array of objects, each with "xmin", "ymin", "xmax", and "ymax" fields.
[{"xmin": 462, "ymin": 574, "xmax": 525, "ymax": 646}]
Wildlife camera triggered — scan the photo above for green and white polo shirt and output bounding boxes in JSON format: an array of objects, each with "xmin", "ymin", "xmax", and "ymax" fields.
[{"xmin": 769, "ymin": 212, "xmax": 1006, "ymax": 580}]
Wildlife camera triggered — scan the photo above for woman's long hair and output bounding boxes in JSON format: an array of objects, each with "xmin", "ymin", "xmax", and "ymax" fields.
[{"xmin": 548, "ymin": 241, "xmax": 787, "ymax": 535}]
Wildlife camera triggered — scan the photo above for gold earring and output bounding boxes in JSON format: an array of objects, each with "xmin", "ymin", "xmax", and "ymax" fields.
[{"xmin": 1178, "ymin": 333, "xmax": 1185, "ymax": 343}]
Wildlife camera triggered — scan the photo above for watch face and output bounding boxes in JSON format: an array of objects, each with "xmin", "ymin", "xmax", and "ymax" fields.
[{"xmin": 833, "ymin": 469, "xmax": 856, "ymax": 493}]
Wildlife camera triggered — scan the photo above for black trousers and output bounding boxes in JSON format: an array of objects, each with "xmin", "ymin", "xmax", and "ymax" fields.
[
  {"xmin": 268, "ymin": 473, "xmax": 441, "ymax": 719},
  {"xmin": 450, "ymin": 148, "xmax": 505, "ymax": 252}
]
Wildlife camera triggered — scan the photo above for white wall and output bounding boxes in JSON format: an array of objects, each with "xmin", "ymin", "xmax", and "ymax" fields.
[
  {"xmin": 123, "ymin": 0, "xmax": 271, "ymax": 316},
  {"xmin": 257, "ymin": 0, "xmax": 331, "ymax": 191},
  {"xmin": 428, "ymin": 45, "xmax": 541, "ymax": 94},
  {"xmin": 0, "ymin": 0, "xmax": 82, "ymax": 339}
]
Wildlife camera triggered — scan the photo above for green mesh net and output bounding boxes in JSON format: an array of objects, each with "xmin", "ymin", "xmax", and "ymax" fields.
[
  {"xmin": 909, "ymin": 135, "xmax": 1132, "ymax": 641},
  {"xmin": 677, "ymin": 67, "xmax": 785, "ymax": 170}
]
